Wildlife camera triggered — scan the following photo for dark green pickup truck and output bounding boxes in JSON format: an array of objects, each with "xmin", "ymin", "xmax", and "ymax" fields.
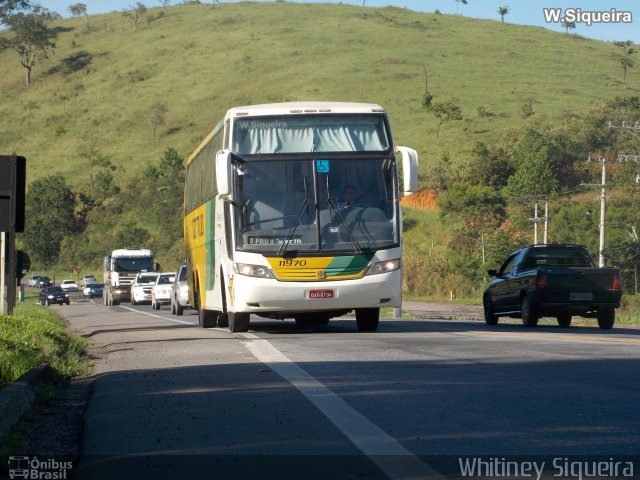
[{"xmin": 483, "ymin": 244, "xmax": 622, "ymax": 329}]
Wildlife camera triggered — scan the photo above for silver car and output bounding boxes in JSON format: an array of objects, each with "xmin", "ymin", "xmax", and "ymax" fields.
[{"xmin": 170, "ymin": 264, "xmax": 191, "ymax": 316}]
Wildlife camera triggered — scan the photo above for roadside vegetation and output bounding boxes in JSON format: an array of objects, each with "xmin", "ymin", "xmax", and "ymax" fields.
[{"xmin": 0, "ymin": 300, "xmax": 91, "ymax": 390}]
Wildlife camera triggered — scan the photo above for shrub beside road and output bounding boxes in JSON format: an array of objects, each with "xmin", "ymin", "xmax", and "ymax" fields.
[{"xmin": 0, "ymin": 302, "xmax": 91, "ymax": 390}]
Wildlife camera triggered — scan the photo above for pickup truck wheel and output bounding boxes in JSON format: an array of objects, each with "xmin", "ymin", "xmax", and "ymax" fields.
[
  {"xmin": 483, "ymin": 295, "xmax": 499, "ymax": 325},
  {"xmin": 229, "ymin": 312, "xmax": 250, "ymax": 332},
  {"xmin": 597, "ymin": 308, "xmax": 615, "ymax": 329},
  {"xmin": 557, "ymin": 313, "xmax": 571, "ymax": 328},
  {"xmin": 521, "ymin": 296, "xmax": 539, "ymax": 327},
  {"xmin": 175, "ymin": 301, "xmax": 184, "ymax": 316},
  {"xmin": 356, "ymin": 308, "xmax": 380, "ymax": 332}
]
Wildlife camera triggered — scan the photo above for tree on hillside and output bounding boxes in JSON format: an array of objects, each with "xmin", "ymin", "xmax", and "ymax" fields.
[
  {"xmin": 421, "ymin": 65, "xmax": 433, "ymax": 108},
  {"xmin": 454, "ymin": 0, "xmax": 467, "ymax": 15},
  {"xmin": 613, "ymin": 41, "xmax": 636, "ymax": 90},
  {"xmin": 428, "ymin": 100, "xmax": 463, "ymax": 141},
  {"xmin": 21, "ymin": 175, "xmax": 78, "ymax": 266},
  {"xmin": 497, "ymin": 5, "xmax": 509, "ymax": 24},
  {"xmin": 561, "ymin": 19, "xmax": 576, "ymax": 34},
  {"xmin": 123, "ymin": 2, "xmax": 147, "ymax": 32},
  {"xmin": 158, "ymin": 0, "xmax": 170, "ymax": 13},
  {"xmin": 67, "ymin": 3, "xmax": 87, "ymax": 26},
  {"xmin": 2, "ymin": 6, "xmax": 56, "ymax": 85},
  {"xmin": 0, "ymin": 0, "xmax": 29, "ymax": 23},
  {"xmin": 505, "ymin": 127, "xmax": 557, "ymax": 199},
  {"xmin": 149, "ymin": 101, "xmax": 168, "ymax": 140}
]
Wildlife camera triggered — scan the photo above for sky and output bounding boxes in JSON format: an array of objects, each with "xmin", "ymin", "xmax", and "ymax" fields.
[{"xmin": 35, "ymin": 0, "xmax": 640, "ymax": 43}]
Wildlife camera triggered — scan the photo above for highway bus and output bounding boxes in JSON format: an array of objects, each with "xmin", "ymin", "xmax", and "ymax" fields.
[{"xmin": 184, "ymin": 102, "xmax": 418, "ymax": 332}]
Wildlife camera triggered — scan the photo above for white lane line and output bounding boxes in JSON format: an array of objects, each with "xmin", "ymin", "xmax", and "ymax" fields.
[
  {"xmin": 239, "ymin": 332, "xmax": 444, "ymax": 480},
  {"xmin": 119, "ymin": 305, "xmax": 195, "ymax": 325}
]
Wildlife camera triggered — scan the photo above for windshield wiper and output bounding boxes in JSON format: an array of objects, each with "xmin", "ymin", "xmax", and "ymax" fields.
[
  {"xmin": 277, "ymin": 199, "xmax": 309, "ymax": 257},
  {"xmin": 327, "ymin": 197, "xmax": 363, "ymax": 255}
]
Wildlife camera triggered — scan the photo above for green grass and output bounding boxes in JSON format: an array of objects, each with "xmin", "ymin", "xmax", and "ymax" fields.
[
  {"xmin": 0, "ymin": 2, "xmax": 634, "ymax": 188},
  {"xmin": 0, "ymin": 302, "xmax": 92, "ymax": 389}
]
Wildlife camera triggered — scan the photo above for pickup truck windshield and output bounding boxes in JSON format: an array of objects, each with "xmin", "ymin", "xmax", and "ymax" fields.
[{"xmin": 524, "ymin": 249, "xmax": 594, "ymax": 268}]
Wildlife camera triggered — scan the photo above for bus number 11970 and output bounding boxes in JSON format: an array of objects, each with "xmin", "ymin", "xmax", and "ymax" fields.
[{"xmin": 278, "ymin": 259, "xmax": 307, "ymax": 267}]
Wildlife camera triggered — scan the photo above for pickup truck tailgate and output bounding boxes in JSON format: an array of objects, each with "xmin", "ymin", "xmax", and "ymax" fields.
[{"xmin": 537, "ymin": 267, "xmax": 621, "ymax": 304}]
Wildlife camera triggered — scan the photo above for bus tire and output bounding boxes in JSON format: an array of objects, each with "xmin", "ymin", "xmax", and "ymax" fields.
[
  {"xmin": 217, "ymin": 313, "xmax": 229, "ymax": 328},
  {"xmin": 356, "ymin": 308, "xmax": 379, "ymax": 332},
  {"xmin": 229, "ymin": 312, "xmax": 250, "ymax": 333},
  {"xmin": 199, "ymin": 308, "xmax": 218, "ymax": 328}
]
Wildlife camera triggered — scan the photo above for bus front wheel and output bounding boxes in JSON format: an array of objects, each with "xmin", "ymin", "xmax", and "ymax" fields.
[
  {"xmin": 356, "ymin": 308, "xmax": 379, "ymax": 332},
  {"xmin": 229, "ymin": 312, "xmax": 250, "ymax": 333}
]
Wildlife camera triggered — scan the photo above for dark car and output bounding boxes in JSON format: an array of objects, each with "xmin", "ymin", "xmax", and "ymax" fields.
[
  {"xmin": 36, "ymin": 276, "xmax": 53, "ymax": 288},
  {"xmin": 83, "ymin": 283, "xmax": 104, "ymax": 298},
  {"xmin": 39, "ymin": 286, "xmax": 70, "ymax": 306}
]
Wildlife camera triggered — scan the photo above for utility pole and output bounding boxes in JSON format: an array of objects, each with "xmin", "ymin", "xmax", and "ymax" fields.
[
  {"xmin": 581, "ymin": 153, "xmax": 609, "ymax": 268},
  {"xmin": 527, "ymin": 196, "xmax": 549, "ymax": 244}
]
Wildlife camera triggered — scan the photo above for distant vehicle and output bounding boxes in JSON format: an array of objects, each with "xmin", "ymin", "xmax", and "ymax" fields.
[
  {"xmin": 103, "ymin": 248, "xmax": 157, "ymax": 306},
  {"xmin": 484, "ymin": 244, "xmax": 622, "ymax": 329},
  {"xmin": 60, "ymin": 279, "xmax": 78, "ymax": 292},
  {"xmin": 80, "ymin": 275, "xmax": 97, "ymax": 288},
  {"xmin": 151, "ymin": 272, "xmax": 175, "ymax": 310},
  {"xmin": 36, "ymin": 276, "xmax": 52, "ymax": 288},
  {"xmin": 131, "ymin": 272, "xmax": 159, "ymax": 305},
  {"xmin": 170, "ymin": 264, "xmax": 191, "ymax": 316},
  {"xmin": 28, "ymin": 275, "xmax": 42, "ymax": 287},
  {"xmin": 39, "ymin": 286, "xmax": 70, "ymax": 306},
  {"xmin": 83, "ymin": 283, "xmax": 104, "ymax": 298}
]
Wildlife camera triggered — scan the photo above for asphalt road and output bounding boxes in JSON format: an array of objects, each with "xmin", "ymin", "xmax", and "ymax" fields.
[{"xmin": 30, "ymin": 300, "xmax": 640, "ymax": 479}]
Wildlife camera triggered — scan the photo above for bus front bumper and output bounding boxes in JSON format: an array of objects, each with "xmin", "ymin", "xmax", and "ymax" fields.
[{"xmin": 231, "ymin": 269, "xmax": 402, "ymax": 314}]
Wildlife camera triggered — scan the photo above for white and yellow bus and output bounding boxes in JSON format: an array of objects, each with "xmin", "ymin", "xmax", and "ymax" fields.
[{"xmin": 184, "ymin": 102, "xmax": 418, "ymax": 332}]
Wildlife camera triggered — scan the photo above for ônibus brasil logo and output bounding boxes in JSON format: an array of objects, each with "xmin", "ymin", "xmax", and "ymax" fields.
[{"xmin": 543, "ymin": 8, "xmax": 632, "ymax": 26}]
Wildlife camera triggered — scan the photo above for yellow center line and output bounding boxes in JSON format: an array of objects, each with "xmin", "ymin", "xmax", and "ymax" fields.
[{"xmin": 471, "ymin": 330, "xmax": 640, "ymax": 344}]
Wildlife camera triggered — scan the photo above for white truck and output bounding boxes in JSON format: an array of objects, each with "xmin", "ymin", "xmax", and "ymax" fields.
[{"xmin": 103, "ymin": 248, "xmax": 157, "ymax": 306}]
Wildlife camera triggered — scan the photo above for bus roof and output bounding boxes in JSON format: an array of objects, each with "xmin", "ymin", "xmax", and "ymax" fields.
[{"xmin": 226, "ymin": 102, "xmax": 386, "ymax": 118}]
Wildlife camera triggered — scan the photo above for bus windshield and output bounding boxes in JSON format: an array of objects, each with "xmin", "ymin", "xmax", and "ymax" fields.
[
  {"xmin": 233, "ymin": 114, "xmax": 390, "ymax": 154},
  {"xmin": 233, "ymin": 156, "xmax": 399, "ymax": 254}
]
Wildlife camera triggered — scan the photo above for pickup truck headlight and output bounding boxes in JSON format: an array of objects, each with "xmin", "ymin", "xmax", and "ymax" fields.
[
  {"xmin": 366, "ymin": 259, "xmax": 401, "ymax": 276},
  {"xmin": 235, "ymin": 263, "xmax": 273, "ymax": 279}
]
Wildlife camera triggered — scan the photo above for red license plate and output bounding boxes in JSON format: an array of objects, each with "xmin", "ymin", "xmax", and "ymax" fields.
[{"xmin": 307, "ymin": 289, "xmax": 335, "ymax": 299}]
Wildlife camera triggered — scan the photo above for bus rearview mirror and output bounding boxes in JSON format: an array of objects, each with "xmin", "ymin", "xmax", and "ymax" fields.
[
  {"xmin": 216, "ymin": 151, "xmax": 231, "ymax": 196},
  {"xmin": 396, "ymin": 146, "xmax": 419, "ymax": 196}
]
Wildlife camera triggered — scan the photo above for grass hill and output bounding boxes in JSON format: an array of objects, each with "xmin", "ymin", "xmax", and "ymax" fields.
[{"xmin": 0, "ymin": 2, "xmax": 635, "ymax": 187}]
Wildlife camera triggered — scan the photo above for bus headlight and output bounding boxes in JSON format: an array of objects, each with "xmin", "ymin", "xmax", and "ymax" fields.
[
  {"xmin": 366, "ymin": 259, "xmax": 401, "ymax": 275},
  {"xmin": 235, "ymin": 263, "xmax": 274, "ymax": 279}
]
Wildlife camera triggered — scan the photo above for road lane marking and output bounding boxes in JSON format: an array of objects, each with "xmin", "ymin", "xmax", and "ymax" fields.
[
  {"xmin": 239, "ymin": 332, "xmax": 444, "ymax": 480},
  {"xmin": 472, "ymin": 330, "xmax": 640, "ymax": 344},
  {"xmin": 120, "ymin": 305, "xmax": 195, "ymax": 325}
]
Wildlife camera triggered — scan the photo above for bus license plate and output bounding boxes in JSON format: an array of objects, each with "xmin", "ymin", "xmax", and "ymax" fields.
[
  {"xmin": 307, "ymin": 289, "xmax": 335, "ymax": 299},
  {"xmin": 570, "ymin": 292, "xmax": 593, "ymax": 301}
]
